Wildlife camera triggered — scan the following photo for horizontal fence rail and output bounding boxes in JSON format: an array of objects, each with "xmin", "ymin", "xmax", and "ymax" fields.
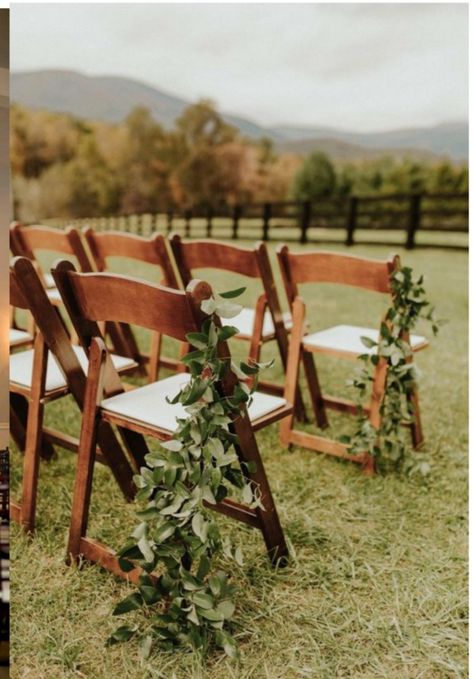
[{"xmin": 42, "ymin": 192, "xmax": 468, "ymax": 250}]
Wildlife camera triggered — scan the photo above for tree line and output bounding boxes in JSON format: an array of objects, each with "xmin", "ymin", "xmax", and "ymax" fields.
[{"xmin": 11, "ymin": 100, "xmax": 468, "ymax": 222}]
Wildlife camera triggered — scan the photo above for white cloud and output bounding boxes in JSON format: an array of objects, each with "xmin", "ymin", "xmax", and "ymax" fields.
[{"xmin": 11, "ymin": 3, "xmax": 468, "ymax": 131}]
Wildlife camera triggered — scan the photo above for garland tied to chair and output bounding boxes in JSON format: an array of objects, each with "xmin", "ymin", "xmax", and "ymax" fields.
[
  {"xmin": 343, "ymin": 266, "xmax": 441, "ymax": 472},
  {"xmin": 108, "ymin": 287, "xmax": 273, "ymax": 659}
]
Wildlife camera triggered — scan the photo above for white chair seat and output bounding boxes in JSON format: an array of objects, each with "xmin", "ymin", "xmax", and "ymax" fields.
[
  {"xmin": 303, "ymin": 324, "xmax": 428, "ymax": 356},
  {"xmin": 9, "ymin": 328, "xmax": 33, "ymax": 347},
  {"xmin": 10, "ymin": 346, "xmax": 136, "ymax": 393},
  {"xmin": 230, "ymin": 307, "xmax": 292, "ymax": 339},
  {"xmin": 46, "ymin": 287, "xmax": 63, "ymax": 305},
  {"xmin": 43, "ymin": 272, "xmax": 56, "ymax": 289},
  {"xmin": 101, "ymin": 373, "xmax": 287, "ymax": 432}
]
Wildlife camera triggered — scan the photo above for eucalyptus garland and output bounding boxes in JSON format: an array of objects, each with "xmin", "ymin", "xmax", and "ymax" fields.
[
  {"xmin": 343, "ymin": 265, "xmax": 441, "ymax": 473},
  {"xmin": 108, "ymin": 287, "xmax": 272, "ymax": 659}
]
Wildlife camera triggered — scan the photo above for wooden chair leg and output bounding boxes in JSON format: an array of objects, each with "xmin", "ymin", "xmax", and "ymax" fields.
[
  {"xmin": 147, "ymin": 331, "xmax": 162, "ymax": 383},
  {"xmin": 407, "ymin": 384, "xmax": 424, "ymax": 449},
  {"xmin": 67, "ymin": 339, "xmax": 106, "ymax": 563},
  {"xmin": 10, "ymin": 393, "xmax": 55, "ymax": 460},
  {"xmin": 301, "ymin": 350, "xmax": 329, "ymax": 429},
  {"xmin": 365, "ymin": 356, "xmax": 389, "ymax": 476},
  {"xmin": 20, "ymin": 333, "xmax": 49, "ymax": 532},
  {"xmin": 280, "ymin": 298, "xmax": 305, "ymax": 446},
  {"xmin": 233, "ymin": 416, "xmax": 288, "ymax": 565},
  {"xmin": 20, "ymin": 396, "xmax": 44, "ymax": 532}
]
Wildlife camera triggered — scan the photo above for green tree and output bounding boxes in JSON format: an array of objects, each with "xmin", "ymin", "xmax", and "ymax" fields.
[{"xmin": 290, "ymin": 152, "xmax": 336, "ymax": 200}]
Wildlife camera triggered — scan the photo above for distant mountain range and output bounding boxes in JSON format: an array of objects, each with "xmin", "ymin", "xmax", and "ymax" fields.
[{"xmin": 11, "ymin": 69, "xmax": 468, "ymax": 162}]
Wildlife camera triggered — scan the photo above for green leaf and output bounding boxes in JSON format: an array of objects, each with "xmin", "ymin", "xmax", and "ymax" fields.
[
  {"xmin": 218, "ymin": 325, "xmax": 240, "ymax": 341},
  {"xmin": 217, "ymin": 599, "xmax": 235, "ymax": 619},
  {"xmin": 198, "ymin": 607, "xmax": 225, "ymax": 622},
  {"xmin": 218, "ymin": 287, "xmax": 246, "ymax": 299},
  {"xmin": 185, "ymin": 332, "xmax": 210, "ymax": 349},
  {"xmin": 192, "ymin": 591, "xmax": 214, "ymax": 609},
  {"xmin": 360, "ymin": 336, "xmax": 377, "ymax": 349},
  {"xmin": 106, "ymin": 625, "xmax": 137, "ymax": 646},
  {"xmin": 140, "ymin": 634, "xmax": 153, "ymax": 660},
  {"xmin": 113, "ymin": 592, "xmax": 144, "ymax": 616},
  {"xmin": 139, "ymin": 585, "xmax": 161, "ymax": 606},
  {"xmin": 160, "ymin": 438, "xmax": 183, "ymax": 452}
]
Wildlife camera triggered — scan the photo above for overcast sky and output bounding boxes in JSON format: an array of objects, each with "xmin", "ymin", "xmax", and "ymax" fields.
[{"xmin": 11, "ymin": 3, "xmax": 468, "ymax": 132}]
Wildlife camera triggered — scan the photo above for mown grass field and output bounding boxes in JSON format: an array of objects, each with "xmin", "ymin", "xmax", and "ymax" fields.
[{"xmin": 10, "ymin": 239, "xmax": 467, "ymax": 678}]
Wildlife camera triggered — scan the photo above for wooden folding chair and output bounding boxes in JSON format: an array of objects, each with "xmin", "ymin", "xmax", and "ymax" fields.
[
  {"xmin": 10, "ymin": 222, "xmax": 94, "ymax": 304},
  {"xmin": 51, "ymin": 261, "xmax": 290, "ymax": 576},
  {"xmin": 277, "ymin": 247, "xmax": 428, "ymax": 474},
  {"xmin": 83, "ymin": 228, "xmax": 180, "ymax": 381},
  {"xmin": 9, "ymin": 257, "xmax": 145, "ymax": 532},
  {"xmin": 169, "ymin": 234, "xmax": 305, "ymax": 417}
]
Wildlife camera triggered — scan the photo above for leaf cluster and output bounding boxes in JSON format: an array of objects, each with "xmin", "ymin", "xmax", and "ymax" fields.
[
  {"xmin": 108, "ymin": 288, "xmax": 272, "ymax": 659},
  {"xmin": 344, "ymin": 266, "xmax": 443, "ymax": 473}
]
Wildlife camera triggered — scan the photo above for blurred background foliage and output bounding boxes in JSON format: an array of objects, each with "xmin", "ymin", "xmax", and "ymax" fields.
[{"xmin": 11, "ymin": 100, "xmax": 468, "ymax": 222}]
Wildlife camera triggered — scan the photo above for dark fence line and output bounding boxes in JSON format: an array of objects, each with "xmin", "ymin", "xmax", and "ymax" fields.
[{"xmin": 47, "ymin": 192, "xmax": 468, "ymax": 250}]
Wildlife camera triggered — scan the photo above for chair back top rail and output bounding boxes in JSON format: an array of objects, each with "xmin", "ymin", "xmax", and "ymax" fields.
[
  {"xmin": 83, "ymin": 228, "xmax": 178, "ymax": 287},
  {"xmin": 170, "ymin": 233, "xmax": 262, "ymax": 284},
  {"xmin": 277, "ymin": 246, "xmax": 398, "ymax": 301},
  {"xmin": 51, "ymin": 262, "xmax": 202, "ymax": 343}
]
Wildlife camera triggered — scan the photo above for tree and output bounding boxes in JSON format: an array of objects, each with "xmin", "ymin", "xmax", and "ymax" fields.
[{"xmin": 290, "ymin": 152, "xmax": 336, "ymax": 200}]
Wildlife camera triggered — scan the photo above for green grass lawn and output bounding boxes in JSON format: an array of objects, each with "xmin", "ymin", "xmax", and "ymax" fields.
[{"xmin": 10, "ymin": 240, "xmax": 467, "ymax": 678}]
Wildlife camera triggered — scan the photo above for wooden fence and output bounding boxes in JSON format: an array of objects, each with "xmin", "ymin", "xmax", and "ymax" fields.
[{"xmin": 49, "ymin": 192, "xmax": 468, "ymax": 250}]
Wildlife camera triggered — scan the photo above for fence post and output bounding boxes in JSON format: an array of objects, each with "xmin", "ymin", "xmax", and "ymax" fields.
[
  {"xmin": 232, "ymin": 205, "xmax": 241, "ymax": 240},
  {"xmin": 406, "ymin": 193, "xmax": 421, "ymax": 249},
  {"xmin": 206, "ymin": 206, "xmax": 213, "ymax": 238},
  {"xmin": 346, "ymin": 196, "xmax": 358, "ymax": 246},
  {"xmin": 166, "ymin": 209, "xmax": 173, "ymax": 234},
  {"xmin": 300, "ymin": 201, "xmax": 311, "ymax": 244},
  {"xmin": 184, "ymin": 208, "xmax": 192, "ymax": 238},
  {"xmin": 262, "ymin": 202, "xmax": 271, "ymax": 241}
]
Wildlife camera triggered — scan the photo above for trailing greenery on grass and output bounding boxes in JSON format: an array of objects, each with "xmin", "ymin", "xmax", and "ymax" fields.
[
  {"xmin": 344, "ymin": 266, "xmax": 441, "ymax": 472},
  {"xmin": 109, "ymin": 288, "xmax": 272, "ymax": 659}
]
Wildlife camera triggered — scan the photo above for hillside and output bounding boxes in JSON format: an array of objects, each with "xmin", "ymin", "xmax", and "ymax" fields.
[{"xmin": 11, "ymin": 69, "xmax": 468, "ymax": 161}]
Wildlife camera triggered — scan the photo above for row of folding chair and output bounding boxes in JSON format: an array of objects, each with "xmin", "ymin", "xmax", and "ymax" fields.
[
  {"xmin": 9, "ymin": 256, "xmax": 291, "ymax": 573},
  {"xmin": 9, "ymin": 225, "xmax": 428, "ymax": 574}
]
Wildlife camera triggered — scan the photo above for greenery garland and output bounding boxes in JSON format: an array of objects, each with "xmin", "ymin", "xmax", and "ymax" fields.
[
  {"xmin": 108, "ymin": 287, "xmax": 272, "ymax": 659},
  {"xmin": 343, "ymin": 265, "xmax": 442, "ymax": 473}
]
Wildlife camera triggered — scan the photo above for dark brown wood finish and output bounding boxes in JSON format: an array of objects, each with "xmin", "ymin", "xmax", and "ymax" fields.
[
  {"xmin": 10, "ymin": 257, "xmax": 141, "ymax": 532},
  {"xmin": 277, "ymin": 246, "xmax": 427, "ymax": 474},
  {"xmin": 56, "ymin": 265, "xmax": 289, "ymax": 574},
  {"xmin": 83, "ymin": 228, "xmax": 181, "ymax": 379},
  {"xmin": 169, "ymin": 234, "xmax": 306, "ymax": 419}
]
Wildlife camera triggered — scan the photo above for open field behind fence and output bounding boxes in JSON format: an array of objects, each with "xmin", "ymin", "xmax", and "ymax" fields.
[
  {"xmin": 43, "ymin": 192, "xmax": 469, "ymax": 251},
  {"xmin": 10, "ymin": 240, "xmax": 467, "ymax": 678}
]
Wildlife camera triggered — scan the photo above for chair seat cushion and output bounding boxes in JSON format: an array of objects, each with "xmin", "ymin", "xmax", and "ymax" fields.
[
  {"xmin": 101, "ymin": 373, "xmax": 287, "ymax": 433},
  {"xmin": 303, "ymin": 324, "xmax": 428, "ymax": 356},
  {"xmin": 231, "ymin": 307, "xmax": 292, "ymax": 339},
  {"xmin": 43, "ymin": 272, "xmax": 56, "ymax": 289},
  {"xmin": 9, "ymin": 328, "xmax": 33, "ymax": 347},
  {"xmin": 10, "ymin": 346, "xmax": 136, "ymax": 393},
  {"xmin": 46, "ymin": 287, "xmax": 62, "ymax": 305}
]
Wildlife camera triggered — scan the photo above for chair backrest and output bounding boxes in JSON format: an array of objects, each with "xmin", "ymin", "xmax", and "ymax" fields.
[
  {"xmin": 83, "ymin": 228, "xmax": 179, "ymax": 288},
  {"xmin": 169, "ymin": 233, "xmax": 265, "ymax": 286},
  {"xmin": 169, "ymin": 234, "xmax": 288, "ymax": 325},
  {"xmin": 52, "ymin": 261, "xmax": 207, "ymax": 347},
  {"xmin": 10, "ymin": 222, "xmax": 94, "ymax": 279},
  {"xmin": 277, "ymin": 246, "xmax": 399, "ymax": 304}
]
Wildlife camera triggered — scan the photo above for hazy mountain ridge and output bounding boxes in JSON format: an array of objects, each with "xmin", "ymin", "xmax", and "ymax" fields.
[{"xmin": 11, "ymin": 69, "xmax": 468, "ymax": 161}]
